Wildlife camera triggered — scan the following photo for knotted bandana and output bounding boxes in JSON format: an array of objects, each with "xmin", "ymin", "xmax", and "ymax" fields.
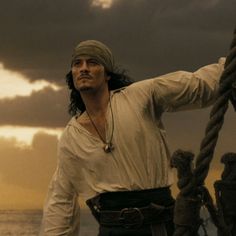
[{"xmin": 72, "ymin": 40, "xmax": 114, "ymax": 73}]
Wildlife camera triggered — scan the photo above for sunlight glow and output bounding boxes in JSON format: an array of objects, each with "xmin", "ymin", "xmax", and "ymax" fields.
[
  {"xmin": 91, "ymin": 0, "xmax": 113, "ymax": 9},
  {"xmin": 0, "ymin": 63, "xmax": 61, "ymax": 99},
  {"xmin": 0, "ymin": 126, "xmax": 62, "ymax": 146}
]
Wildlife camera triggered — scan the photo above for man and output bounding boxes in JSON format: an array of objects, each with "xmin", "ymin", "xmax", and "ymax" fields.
[{"xmin": 40, "ymin": 40, "xmax": 225, "ymax": 236}]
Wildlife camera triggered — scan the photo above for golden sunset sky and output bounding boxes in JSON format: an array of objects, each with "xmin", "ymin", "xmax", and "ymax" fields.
[{"xmin": 0, "ymin": 0, "xmax": 235, "ymax": 209}]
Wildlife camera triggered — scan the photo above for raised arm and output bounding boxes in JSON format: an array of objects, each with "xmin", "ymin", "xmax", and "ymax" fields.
[
  {"xmin": 125, "ymin": 58, "xmax": 225, "ymax": 116},
  {"xmin": 151, "ymin": 57, "xmax": 225, "ymax": 112}
]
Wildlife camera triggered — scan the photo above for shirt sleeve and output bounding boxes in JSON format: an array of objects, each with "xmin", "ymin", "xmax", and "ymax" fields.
[
  {"xmin": 151, "ymin": 57, "xmax": 225, "ymax": 112},
  {"xmin": 40, "ymin": 137, "xmax": 80, "ymax": 236},
  {"xmin": 126, "ymin": 57, "xmax": 225, "ymax": 115}
]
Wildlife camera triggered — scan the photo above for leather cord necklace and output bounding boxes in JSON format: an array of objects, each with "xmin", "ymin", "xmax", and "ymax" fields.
[{"xmin": 86, "ymin": 96, "xmax": 114, "ymax": 153}]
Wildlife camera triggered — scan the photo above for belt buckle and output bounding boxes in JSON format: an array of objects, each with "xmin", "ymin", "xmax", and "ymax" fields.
[{"xmin": 119, "ymin": 207, "xmax": 144, "ymax": 228}]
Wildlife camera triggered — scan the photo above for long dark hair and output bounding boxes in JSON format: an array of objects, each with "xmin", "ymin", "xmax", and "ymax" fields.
[{"xmin": 65, "ymin": 68, "xmax": 134, "ymax": 116}]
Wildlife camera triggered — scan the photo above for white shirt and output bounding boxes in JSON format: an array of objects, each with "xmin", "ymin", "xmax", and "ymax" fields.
[{"xmin": 40, "ymin": 58, "xmax": 225, "ymax": 235}]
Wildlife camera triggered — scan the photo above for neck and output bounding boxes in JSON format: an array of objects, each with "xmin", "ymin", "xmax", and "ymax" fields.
[{"xmin": 80, "ymin": 87, "xmax": 110, "ymax": 117}]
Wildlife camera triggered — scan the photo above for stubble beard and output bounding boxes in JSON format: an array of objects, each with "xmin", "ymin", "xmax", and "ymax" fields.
[
  {"xmin": 79, "ymin": 86, "xmax": 93, "ymax": 92},
  {"xmin": 76, "ymin": 78, "xmax": 94, "ymax": 92}
]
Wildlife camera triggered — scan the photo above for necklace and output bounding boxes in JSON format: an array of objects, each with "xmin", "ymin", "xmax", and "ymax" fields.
[{"xmin": 86, "ymin": 96, "xmax": 114, "ymax": 153}]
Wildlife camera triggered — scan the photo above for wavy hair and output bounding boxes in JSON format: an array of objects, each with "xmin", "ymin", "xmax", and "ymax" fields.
[{"xmin": 65, "ymin": 68, "xmax": 134, "ymax": 116}]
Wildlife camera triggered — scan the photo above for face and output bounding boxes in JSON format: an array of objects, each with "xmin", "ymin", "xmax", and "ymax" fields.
[{"xmin": 71, "ymin": 56, "xmax": 110, "ymax": 92}]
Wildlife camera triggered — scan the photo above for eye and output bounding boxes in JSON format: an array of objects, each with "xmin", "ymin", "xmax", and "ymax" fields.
[
  {"xmin": 88, "ymin": 59, "xmax": 99, "ymax": 66},
  {"xmin": 72, "ymin": 60, "xmax": 81, "ymax": 67}
]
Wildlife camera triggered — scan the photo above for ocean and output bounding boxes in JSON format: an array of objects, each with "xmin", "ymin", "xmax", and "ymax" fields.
[
  {"xmin": 0, "ymin": 209, "xmax": 98, "ymax": 236},
  {"xmin": 0, "ymin": 209, "xmax": 216, "ymax": 235},
  {"xmin": 0, "ymin": 210, "xmax": 42, "ymax": 236}
]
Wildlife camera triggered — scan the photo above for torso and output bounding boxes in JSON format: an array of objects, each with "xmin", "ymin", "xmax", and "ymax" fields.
[{"xmin": 65, "ymin": 84, "xmax": 174, "ymax": 198}]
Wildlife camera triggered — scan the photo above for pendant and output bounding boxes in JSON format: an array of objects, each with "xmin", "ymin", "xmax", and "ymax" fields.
[{"xmin": 104, "ymin": 143, "xmax": 114, "ymax": 153}]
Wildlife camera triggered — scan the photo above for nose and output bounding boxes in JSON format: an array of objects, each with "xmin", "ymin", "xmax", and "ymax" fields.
[{"xmin": 79, "ymin": 61, "xmax": 89, "ymax": 73}]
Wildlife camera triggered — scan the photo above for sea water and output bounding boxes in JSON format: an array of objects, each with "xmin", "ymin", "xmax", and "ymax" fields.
[
  {"xmin": 0, "ymin": 209, "xmax": 98, "ymax": 236},
  {"xmin": 0, "ymin": 210, "xmax": 42, "ymax": 236},
  {"xmin": 0, "ymin": 209, "xmax": 216, "ymax": 235}
]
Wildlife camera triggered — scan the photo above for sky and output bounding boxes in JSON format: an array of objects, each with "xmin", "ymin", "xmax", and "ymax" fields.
[{"xmin": 0, "ymin": 0, "xmax": 236, "ymax": 209}]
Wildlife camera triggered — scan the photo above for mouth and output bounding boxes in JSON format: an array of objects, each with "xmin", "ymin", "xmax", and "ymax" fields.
[{"xmin": 79, "ymin": 75, "xmax": 92, "ymax": 80}]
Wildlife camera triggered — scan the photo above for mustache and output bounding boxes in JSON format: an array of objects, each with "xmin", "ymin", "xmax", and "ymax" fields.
[{"xmin": 79, "ymin": 73, "xmax": 92, "ymax": 79}]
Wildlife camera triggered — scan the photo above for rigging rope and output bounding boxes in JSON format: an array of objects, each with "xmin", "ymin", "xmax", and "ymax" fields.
[{"xmin": 172, "ymin": 27, "xmax": 236, "ymax": 236}]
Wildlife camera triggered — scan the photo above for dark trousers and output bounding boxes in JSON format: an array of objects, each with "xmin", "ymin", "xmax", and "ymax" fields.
[{"xmin": 87, "ymin": 187, "xmax": 175, "ymax": 236}]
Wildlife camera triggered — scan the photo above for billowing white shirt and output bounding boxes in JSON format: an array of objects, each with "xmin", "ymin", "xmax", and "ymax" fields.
[{"xmin": 40, "ymin": 58, "xmax": 225, "ymax": 235}]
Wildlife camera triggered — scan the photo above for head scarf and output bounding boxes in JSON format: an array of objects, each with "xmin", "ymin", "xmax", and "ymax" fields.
[{"xmin": 72, "ymin": 40, "xmax": 114, "ymax": 73}]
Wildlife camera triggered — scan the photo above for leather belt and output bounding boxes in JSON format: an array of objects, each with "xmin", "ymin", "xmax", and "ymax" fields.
[{"xmin": 98, "ymin": 203, "xmax": 174, "ymax": 229}]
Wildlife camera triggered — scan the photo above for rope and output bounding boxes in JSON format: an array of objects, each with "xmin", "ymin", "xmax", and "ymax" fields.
[
  {"xmin": 172, "ymin": 27, "xmax": 236, "ymax": 236},
  {"xmin": 188, "ymin": 28, "xmax": 236, "ymax": 195}
]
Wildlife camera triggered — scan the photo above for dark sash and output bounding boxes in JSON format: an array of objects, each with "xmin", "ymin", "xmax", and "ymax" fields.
[{"xmin": 86, "ymin": 187, "xmax": 175, "ymax": 229}]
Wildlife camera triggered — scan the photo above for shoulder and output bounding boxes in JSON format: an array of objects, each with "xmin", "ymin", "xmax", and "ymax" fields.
[
  {"xmin": 110, "ymin": 79, "xmax": 160, "ymax": 110},
  {"xmin": 56, "ymin": 121, "xmax": 81, "ymax": 180},
  {"xmin": 57, "ymin": 117, "xmax": 80, "ymax": 153},
  {"xmin": 111, "ymin": 79, "xmax": 156, "ymax": 96}
]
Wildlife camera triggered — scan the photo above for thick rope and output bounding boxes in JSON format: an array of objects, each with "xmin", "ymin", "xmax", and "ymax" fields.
[
  {"xmin": 172, "ymin": 28, "xmax": 236, "ymax": 236},
  {"xmin": 188, "ymin": 29, "xmax": 236, "ymax": 195},
  {"xmin": 181, "ymin": 27, "xmax": 235, "ymax": 195}
]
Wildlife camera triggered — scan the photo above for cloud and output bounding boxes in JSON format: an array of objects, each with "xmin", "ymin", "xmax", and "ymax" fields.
[
  {"xmin": 91, "ymin": 0, "xmax": 114, "ymax": 9},
  {"xmin": 0, "ymin": 86, "xmax": 71, "ymax": 128},
  {"xmin": 0, "ymin": 63, "xmax": 60, "ymax": 99},
  {"xmin": 0, "ymin": 133, "xmax": 57, "ymax": 193},
  {"xmin": 0, "ymin": 0, "xmax": 235, "ymax": 83},
  {"xmin": 0, "ymin": 126, "xmax": 62, "ymax": 145}
]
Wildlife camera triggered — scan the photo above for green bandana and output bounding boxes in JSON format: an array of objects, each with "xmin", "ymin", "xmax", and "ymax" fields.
[{"xmin": 72, "ymin": 40, "xmax": 114, "ymax": 73}]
